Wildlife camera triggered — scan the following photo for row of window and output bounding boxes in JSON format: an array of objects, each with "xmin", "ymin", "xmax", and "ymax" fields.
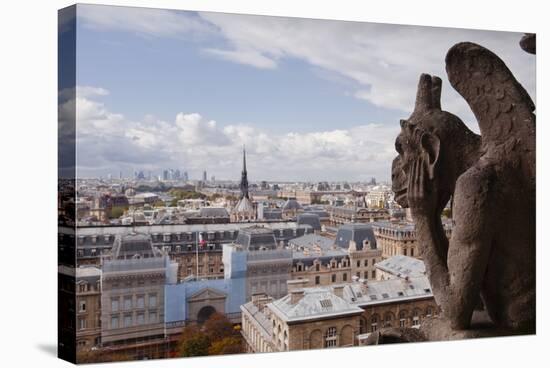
[
  {"xmin": 111, "ymin": 294, "xmax": 157, "ymax": 312},
  {"xmin": 185, "ymin": 266, "xmax": 224, "ymax": 275},
  {"xmin": 110, "ymin": 310, "xmax": 158, "ymax": 329},
  {"xmin": 312, "ymin": 270, "xmax": 377, "ymax": 285},
  {"xmin": 77, "ymin": 316, "xmax": 100, "ymax": 330},
  {"xmin": 78, "ymin": 282, "xmax": 100, "ymax": 293},
  {"xmin": 360, "ymin": 307, "xmax": 434, "ymax": 333}
]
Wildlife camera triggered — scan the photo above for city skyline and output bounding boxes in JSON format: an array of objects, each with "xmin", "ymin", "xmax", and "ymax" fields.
[{"xmin": 68, "ymin": 4, "xmax": 535, "ymax": 181}]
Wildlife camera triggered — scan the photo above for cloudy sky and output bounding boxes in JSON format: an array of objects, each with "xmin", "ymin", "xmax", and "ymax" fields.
[{"xmin": 68, "ymin": 4, "xmax": 535, "ymax": 182}]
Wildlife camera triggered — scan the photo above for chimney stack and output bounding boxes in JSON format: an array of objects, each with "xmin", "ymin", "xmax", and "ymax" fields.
[{"xmin": 290, "ymin": 289, "xmax": 305, "ymax": 304}]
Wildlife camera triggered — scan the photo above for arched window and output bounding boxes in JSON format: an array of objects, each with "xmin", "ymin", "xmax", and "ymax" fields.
[
  {"xmin": 384, "ymin": 312, "xmax": 394, "ymax": 327},
  {"xmin": 359, "ymin": 317, "xmax": 367, "ymax": 334}
]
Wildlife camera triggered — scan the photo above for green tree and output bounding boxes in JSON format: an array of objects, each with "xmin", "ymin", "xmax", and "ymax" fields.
[{"xmin": 108, "ymin": 206, "xmax": 127, "ymax": 219}]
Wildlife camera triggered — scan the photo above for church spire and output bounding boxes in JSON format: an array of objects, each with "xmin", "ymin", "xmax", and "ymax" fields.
[
  {"xmin": 242, "ymin": 145, "xmax": 247, "ymax": 174},
  {"xmin": 240, "ymin": 146, "xmax": 249, "ymax": 199}
]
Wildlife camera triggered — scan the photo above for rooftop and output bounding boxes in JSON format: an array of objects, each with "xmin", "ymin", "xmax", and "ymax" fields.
[
  {"xmin": 270, "ymin": 287, "xmax": 363, "ymax": 323},
  {"xmin": 334, "ymin": 223, "xmax": 377, "ymax": 250},
  {"xmin": 375, "ymin": 255, "xmax": 426, "ymax": 278},
  {"xmin": 268, "ymin": 276, "xmax": 433, "ymax": 322}
]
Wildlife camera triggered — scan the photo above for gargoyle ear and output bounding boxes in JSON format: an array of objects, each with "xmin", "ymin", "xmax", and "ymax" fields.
[
  {"xmin": 420, "ymin": 132, "xmax": 440, "ymax": 180},
  {"xmin": 414, "ymin": 74, "xmax": 434, "ymax": 114},
  {"xmin": 431, "ymin": 76, "xmax": 442, "ymax": 110}
]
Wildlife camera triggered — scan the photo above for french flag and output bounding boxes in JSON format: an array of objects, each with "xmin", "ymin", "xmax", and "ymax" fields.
[{"xmin": 198, "ymin": 233, "xmax": 207, "ymax": 248}]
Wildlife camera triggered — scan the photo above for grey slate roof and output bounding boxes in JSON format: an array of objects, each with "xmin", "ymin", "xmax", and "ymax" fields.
[
  {"xmin": 289, "ymin": 234, "xmax": 334, "ymax": 250},
  {"xmin": 375, "ymin": 255, "xmax": 425, "ymax": 278},
  {"xmin": 235, "ymin": 226, "xmax": 277, "ymax": 251},
  {"xmin": 282, "ymin": 199, "xmax": 303, "ymax": 211},
  {"xmin": 263, "ymin": 209, "xmax": 283, "ymax": 220},
  {"xmin": 334, "ymin": 223, "xmax": 377, "ymax": 250},
  {"xmin": 290, "ymin": 234, "xmax": 346, "ymax": 265},
  {"xmin": 268, "ymin": 276, "xmax": 433, "ymax": 323},
  {"xmin": 269, "ymin": 287, "xmax": 363, "ymax": 323},
  {"xmin": 343, "ymin": 276, "xmax": 433, "ymax": 307},
  {"xmin": 297, "ymin": 213, "xmax": 322, "ymax": 231},
  {"xmin": 199, "ymin": 207, "xmax": 230, "ymax": 218},
  {"xmin": 112, "ymin": 233, "xmax": 157, "ymax": 259}
]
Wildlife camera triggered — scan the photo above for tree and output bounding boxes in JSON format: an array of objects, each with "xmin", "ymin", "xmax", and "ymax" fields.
[
  {"xmin": 108, "ymin": 206, "xmax": 127, "ymax": 219},
  {"xmin": 178, "ymin": 325, "xmax": 210, "ymax": 357},
  {"xmin": 203, "ymin": 313, "xmax": 235, "ymax": 342},
  {"xmin": 208, "ymin": 337, "xmax": 243, "ymax": 355}
]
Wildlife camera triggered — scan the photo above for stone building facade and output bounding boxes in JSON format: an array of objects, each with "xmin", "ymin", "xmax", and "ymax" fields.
[
  {"xmin": 241, "ymin": 276, "xmax": 438, "ymax": 352},
  {"xmin": 328, "ymin": 206, "xmax": 390, "ymax": 225},
  {"xmin": 75, "ymin": 222, "xmax": 308, "ymax": 281},
  {"xmin": 100, "ymin": 233, "xmax": 177, "ymax": 360},
  {"xmin": 373, "ymin": 221, "xmax": 452, "ymax": 260},
  {"xmin": 289, "ymin": 233, "xmax": 382, "ymax": 287},
  {"xmin": 76, "ymin": 267, "xmax": 102, "ymax": 351}
]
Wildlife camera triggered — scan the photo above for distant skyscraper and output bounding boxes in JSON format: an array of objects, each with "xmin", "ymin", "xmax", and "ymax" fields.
[
  {"xmin": 203, "ymin": 170, "xmax": 207, "ymax": 182},
  {"xmin": 162, "ymin": 170, "xmax": 169, "ymax": 181},
  {"xmin": 183, "ymin": 171, "xmax": 189, "ymax": 181}
]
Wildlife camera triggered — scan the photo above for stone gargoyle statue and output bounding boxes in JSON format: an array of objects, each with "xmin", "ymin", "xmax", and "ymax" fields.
[{"xmin": 377, "ymin": 41, "xmax": 535, "ymax": 343}]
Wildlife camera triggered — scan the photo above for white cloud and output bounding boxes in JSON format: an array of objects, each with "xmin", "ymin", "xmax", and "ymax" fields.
[
  {"xmin": 202, "ymin": 48, "xmax": 278, "ymax": 69},
  {"xmin": 198, "ymin": 12, "xmax": 536, "ymax": 129},
  {"xmin": 73, "ymin": 87, "xmax": 399, "ymax": 181},
  {"xmin": 78, "ymin": 4, "xmax": 215, "ymax": 39},
  {"xmin": 77, "ymin": 6, "xmax": 536, "ymax": 132}
]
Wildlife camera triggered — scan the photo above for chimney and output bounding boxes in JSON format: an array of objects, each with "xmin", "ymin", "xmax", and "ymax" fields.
[
  {"xmin": 333, "ymin": 285, "xmax": 345, "ymax": 298},
  {"xmin": 290, "ymin": 289, "xmax": 305, "ymax": 304}
]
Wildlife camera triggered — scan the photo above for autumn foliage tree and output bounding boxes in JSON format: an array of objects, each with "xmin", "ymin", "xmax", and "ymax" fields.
[
  {"xmin": 178, "ymin": 325, "xmax": 210, "ymax": 357},
  {"xmin": 177, "ymin": 312, "xmax": 243, "ymax": 358}
]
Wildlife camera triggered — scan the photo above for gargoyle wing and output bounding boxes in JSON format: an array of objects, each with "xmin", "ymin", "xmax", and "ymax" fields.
[{"xmin": 445, "ymin": 42, "xmax": 535, "ymax": 150}]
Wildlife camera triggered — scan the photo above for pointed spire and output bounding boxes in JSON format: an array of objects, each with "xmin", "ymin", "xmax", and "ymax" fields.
[
  {"xmin": 240, "ymin": 146, "xmax": 249, "ymax": 199},
  {"xmin": 242, "ymin": 145, "xmax": 247, "ymax": 174}
]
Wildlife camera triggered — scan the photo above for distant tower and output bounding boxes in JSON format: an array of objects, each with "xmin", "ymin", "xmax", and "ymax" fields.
[
  {"xmin": 203, "ymin": 170, "xmax": 207, "ymax": 182},
  {"xmin": 232, "ymin": 146, "xmax": 256, "ymax": 222},
  {"xmin": 240, "ymin": 147, "xmax": 249, "ymax": 199}
]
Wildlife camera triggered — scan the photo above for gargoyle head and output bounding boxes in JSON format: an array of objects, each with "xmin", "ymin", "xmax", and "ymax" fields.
[{"xmin": 392, "ymin": 74, "xmax": 477, "ymax": 211}]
